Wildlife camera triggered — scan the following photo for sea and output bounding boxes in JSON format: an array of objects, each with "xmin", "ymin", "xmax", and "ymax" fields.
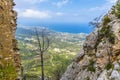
[
  {"xmin": 19, "ymin": 23, "xmax": 94, "ymax": 34},
  {"xmin": 46, "ymin": 23, "xmax": 94, "ymax": 34}
]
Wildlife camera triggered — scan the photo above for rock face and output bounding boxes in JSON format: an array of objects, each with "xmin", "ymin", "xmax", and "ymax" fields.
[
  {"xmin": 61, "ymin": 2, "xmax": 120, "ymax": 80},
  {"xmin": 0, "ymin": 0, "xmax": 21, "ymax": 79}
]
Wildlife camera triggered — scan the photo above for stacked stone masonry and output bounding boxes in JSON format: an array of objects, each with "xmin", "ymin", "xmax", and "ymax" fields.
[{"xmin": 0, "ymin": 0, "xmax": 21, "ymax": 79}]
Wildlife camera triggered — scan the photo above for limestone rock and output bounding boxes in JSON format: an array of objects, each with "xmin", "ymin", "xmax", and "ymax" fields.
[
  {"xmin": 97, "ymin": 70, "xmax": 108, "ymax": 80},
  {"xmin": 110, "ymin": 70, "xmax": 120, "ymax": 80},
  {"xmin": 60, "ymin": 62, "xmax": 81, "ymax": 80},
  {"xmin": 113, "ymin": 61, "xmax": 120, "ymax": 70}
]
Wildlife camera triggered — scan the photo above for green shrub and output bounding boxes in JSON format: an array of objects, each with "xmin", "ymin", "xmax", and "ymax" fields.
[
  {"xmin": 115, "ymin": 1, "xmax": 120, "ymax": 18},
  {"xmin": 87, "ymin": 59, "xmax": 95, "ymax": 72},
  {"xmin": 85, "ymin": 76, "xmax": 90, "ymax": 80},
  {"xmin": 100, "ymin": 26, "xmax": 107, "ymax": 35},
  {"xmin": 100, "ymin": 25, "xmax": 115, "ymax": 44},
  {"xmin": 105, "ymin": 63, "xmax": 113, "ymax": 70},
  {"xmin": 110, "ymin": 1, "xmax": 120, "ymax": 18},
  {"xmin": 0, "ymin": 63, "xmax": 17, "ymax": 80},
  {"xmin": 115, "ymin": 12, "xmax": 120, "ymax": 18},
  {"xmin": 113, "ymin": 0, "xmax": 120, "ymax": 18},
  {"xmin": 108, "ymin": 33, "xmax": 115, "ymax": 44},
  {"xmin": 111, "ymin": 6, "xmax": 116, "ymax": 14},
  {"xmin": 103, "ymin": 16, "xmax": 111, "ymax": 26}
]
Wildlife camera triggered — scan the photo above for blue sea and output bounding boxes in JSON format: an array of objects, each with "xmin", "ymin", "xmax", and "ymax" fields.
[
  {"xmin": 20, "ymin": 23, "xmax": 94, "ymax": 34},
  {"xmin": 45, "ymin": 23, "xmax": 93, "ymax": 34}
]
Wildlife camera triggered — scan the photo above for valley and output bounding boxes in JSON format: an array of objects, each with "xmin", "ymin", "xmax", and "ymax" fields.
[{"xmin": 16, "ymin": 27, "xmax": 87, "ymax": 79}]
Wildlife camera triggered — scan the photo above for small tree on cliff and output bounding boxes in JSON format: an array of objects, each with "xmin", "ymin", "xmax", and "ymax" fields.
[
  {"xmin": 89, "ymin": 15, "xmax": 102, "ymax": 28},
  {"xmin": 89, "ymin": 15, "xmax": 102, "ymax": 52},
  {"xmin": 35, "ymin": 28, "xmax": 50, "ymax": 80}
]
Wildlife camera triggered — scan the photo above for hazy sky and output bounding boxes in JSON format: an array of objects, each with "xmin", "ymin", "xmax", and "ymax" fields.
[{"xmin": 14, "ymin": 0, "xmax": 117, "ymax": 25}]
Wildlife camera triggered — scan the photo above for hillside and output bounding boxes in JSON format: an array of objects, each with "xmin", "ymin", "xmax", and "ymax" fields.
[
  {"xmin": 15, "ymin": 27, "xmax": 87, "ymax": 79},
  {"xmin": 61, "ymin": 1, "xmax": 120, "ymax": 80}
]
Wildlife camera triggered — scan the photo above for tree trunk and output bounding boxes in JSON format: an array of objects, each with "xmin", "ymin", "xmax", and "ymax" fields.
[{"xmin": 41, "ymin": 52, "xmax": 44, "ymax": 80}]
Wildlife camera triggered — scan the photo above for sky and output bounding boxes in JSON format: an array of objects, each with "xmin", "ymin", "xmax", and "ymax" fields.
[{"xmin": 14, "ymin": 0, "xmax": 117, "ymax": 26}]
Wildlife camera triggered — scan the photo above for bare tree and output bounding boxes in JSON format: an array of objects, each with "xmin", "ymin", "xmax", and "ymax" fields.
[
  {"xmin": 35, "ymin": 28, "xmax": 50, "ymax": 80},
  {"xmin": 89, "ymin": 15, "xmax": 103, "ymax": 52},
  {"xmin": 89, "ymin": 15, "xmax": 102, "ymax": 28}
]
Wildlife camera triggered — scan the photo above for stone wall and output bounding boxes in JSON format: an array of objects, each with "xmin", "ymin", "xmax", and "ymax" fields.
[{"xmin": 0, "ymin": 0, "xmax": 21, "ymax": 79}]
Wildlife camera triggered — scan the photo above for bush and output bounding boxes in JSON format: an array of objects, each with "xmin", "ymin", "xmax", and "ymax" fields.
[
  {"xmin": 100, "ymin": 26, "xmax": 107, "ymax": 35},
  {"xmin": 115, "ymin": 1, "xmax": 120, "ymax": 18},
  {"xmin": 111, "ymin": 6, "xmax": 116, "ymax": 14},
  {"xmin": 108, "ymin": 33, "xmax": 115, "ymax": 44},
  {"xmin": 103, "ymin": 16, "xmax": 111, "ymax": 26},
  {"xmin": 0, "ymin": 63, "xmax": 17, "ymax": 80},
  {"xmin": 85, "ymin": 76, "xmax": 90, "ymax": 80},
  {"xmin": 105, "ymin": 63, "xmax": 113, "ymax": 70},
  {"xmin": 112, "ymin": 0, "xmax": 120, "ymax": 18},
  {"xmin": 100, "ymin": 25, "xmax": 115, "ymax": 44},
  {"xmin": 87, "ymin": 59, "xmax": 95, "ymax": 72},
  {"xmin": 110, "ymin": 1, "xmax": 120, "ymax": 18},
  {"xmin": 115, "ymin": 12, "xmax": 120, "ymax": 18}
]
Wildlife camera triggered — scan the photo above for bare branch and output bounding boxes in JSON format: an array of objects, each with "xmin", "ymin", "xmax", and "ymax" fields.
[
  {"xmin": 42, "ymin": 29, "xmax": 45, "ymax": 51},
  {"xmin": 89, "ymin": 15, "xmax": 103, "ymax": 28},
  {"xmin": 35, "ymin": 28, "xmax": 42, "ymax": 53},
  {"xmin": 43, "ymin": 36, "xmax": 50, "ymax": 52},
  {"xmin": 34, "ymin": 27, "xmax": 51, "ymax": 80}
]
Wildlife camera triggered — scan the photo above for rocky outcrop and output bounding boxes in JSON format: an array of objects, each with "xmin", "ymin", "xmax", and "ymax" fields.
[
  {"xmin": 61, "ymin": 1, "xmax": 120, "ymax": 80},
  {"xmin": 0, "ymin": 0, "xmax": 21, "ymax": 79}
]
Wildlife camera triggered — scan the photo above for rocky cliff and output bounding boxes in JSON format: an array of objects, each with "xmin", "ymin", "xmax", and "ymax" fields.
[
  {"xmin": 61, "ymin": 1, "xmax": 120, "ymax": 80},
  {"xmin": 0, "ymin": 0, "xmax": 21, "ymax": 80}
]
